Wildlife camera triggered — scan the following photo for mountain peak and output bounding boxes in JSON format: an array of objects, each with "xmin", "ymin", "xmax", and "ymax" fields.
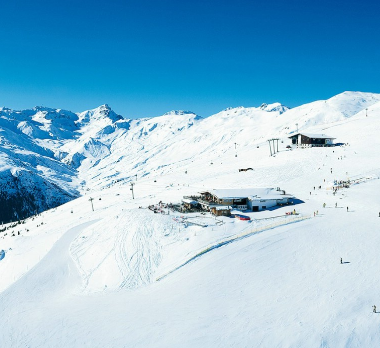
[
  {"xmin": 77, "ymin": 105, "xmax": 123, "ymax": 125},
  {"xmin": 33, "ymin": 106, "xmax": 55, "ymax": 112},
  {"xmin": 259, "ymin": 102, "xmax": 289, "ymax": 114},
  {"xmin": 98, "ymin": 104, "xmax": 111, "ymax": 111}
]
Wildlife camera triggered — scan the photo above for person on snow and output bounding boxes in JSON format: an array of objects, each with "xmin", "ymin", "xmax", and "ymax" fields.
[
  {"xmin": 340, "ymin": 258, "xmax": 343, "ymax": 264},
  {"xmin": 373, "ymin": 305, "xmax": 377, "ymax": 313}
]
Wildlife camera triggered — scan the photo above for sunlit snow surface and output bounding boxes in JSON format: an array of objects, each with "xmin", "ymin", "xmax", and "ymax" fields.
[{"xmin": 1, "ymin": 92, "xmax": 380, "ymax": 347}]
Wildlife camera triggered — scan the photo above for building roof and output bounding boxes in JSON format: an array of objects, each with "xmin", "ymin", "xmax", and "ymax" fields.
[
  {"xmin": 249, "ymin": 194, "xmax": 294, "ymax": 200},
  {"xmin": 182, "ymin": 198, "xmax": 198, "ymax": 205},
  {"xmin": 203, "ymin": 188, "xmax": 292, "ymax": 200},
  {"xmin": 288, "ymin": 132, "xmax": 335, "ymax": 139}
]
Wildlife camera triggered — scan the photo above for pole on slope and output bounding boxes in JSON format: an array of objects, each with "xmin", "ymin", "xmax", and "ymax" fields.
[
  {"xmin": 89, "ymin": 197, "xmax": 94, "ymax": 211},
  {"xmin": 268, "ymin": 140, "xmax": 273, "ymax": 156},
  {"xmin": 234, "ymin": 142, "xmax": 238, "ymax": 157},
  {"xmin": 276, "ymin": 139, "xmax": 279, "ymax": 152},
  {"xmin": 130, "ymin": 182, "xmax": 135, "ymax": 200},
  {"xmin": 366, "ymin": 108, "xmax": 368, "ymax": 117}
]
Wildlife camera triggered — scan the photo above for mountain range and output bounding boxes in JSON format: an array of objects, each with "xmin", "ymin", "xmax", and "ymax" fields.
[{"xmin": 1, "ymin": 91, "xmax": 380, "ymax": 223}]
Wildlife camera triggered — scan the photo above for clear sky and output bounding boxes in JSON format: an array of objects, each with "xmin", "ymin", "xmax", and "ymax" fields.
[{"xmin": 1, "ymin": 0, "xmax": 379, "ymax": 118}]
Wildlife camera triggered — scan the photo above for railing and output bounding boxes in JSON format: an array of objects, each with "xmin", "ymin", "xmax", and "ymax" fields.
[
  {"xmin": 156, "ymin": 214, "xmax": 311, "ymax": 281},
  {"xmin": 296, "ymin": 144, "xmax": 333, "ymax": 148}
]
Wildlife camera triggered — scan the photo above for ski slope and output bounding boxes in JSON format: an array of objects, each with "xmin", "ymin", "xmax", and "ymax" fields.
[
  {"xmin": 1, "ymin": 179, "xmax": 380, "ymax": 347},
  {"xmin": 1, "ymin": 91, "xmax": 380, "ymax": 347}
]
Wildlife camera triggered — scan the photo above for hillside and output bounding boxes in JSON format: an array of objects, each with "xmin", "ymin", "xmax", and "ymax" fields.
[
  {"xmin": 1, "ymin": 91, "xmax": 380, "ymax": 347},
  {"xmin": 1, "ymin": 91, "xmax": 380, "ymax": 223}
]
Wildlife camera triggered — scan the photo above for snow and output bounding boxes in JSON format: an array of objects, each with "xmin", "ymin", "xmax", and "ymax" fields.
[
  {"xmin": 209, "ymin": 187, "xmax": 287, "ymax": 199},
  {"xmin": 291, "ymin": 132, "xmax": 336, "ymax": 139},
  {"xmin": 1, "ymin": 91, "xmax": 380, "ymax": 346},
  {"xmin": 260, "ymin": 102, "xmax": 290, "ymax": 114}
]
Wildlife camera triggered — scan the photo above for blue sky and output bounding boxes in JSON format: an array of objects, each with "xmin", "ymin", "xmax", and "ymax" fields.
[{"xmin": 0, "ymin": 0, "xmax": 379, "ymax": 118}]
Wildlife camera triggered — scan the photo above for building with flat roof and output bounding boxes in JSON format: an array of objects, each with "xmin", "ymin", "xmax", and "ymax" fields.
[
  {"xmin": 288, "ymin": 133, "xmax": 335, "ymax": 147},
  {"xmin": 198, "ymin": 188, "xmax": 294, "ymax": 213}
]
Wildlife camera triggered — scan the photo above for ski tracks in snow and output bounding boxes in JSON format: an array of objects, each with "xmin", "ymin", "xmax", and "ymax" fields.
[
  {"xmin": 71, "ymin": 210, "xmax": 169, "ymax": 291},
  {"xmin": 116, "ymin": 211, "xmax": 163, "ymax": 289}
]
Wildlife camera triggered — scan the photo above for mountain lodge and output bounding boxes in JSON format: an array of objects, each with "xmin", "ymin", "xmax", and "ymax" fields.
[
  {"xmin": 288, "ymin": 133, "xmax": 335, "ymax": 147},
  {"xmin": 183, "ymin": 188, "xmax": 294, "ymax": 216}
]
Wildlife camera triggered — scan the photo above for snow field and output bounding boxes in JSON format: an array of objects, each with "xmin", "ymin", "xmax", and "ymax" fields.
[
  {"xmin": 2, "ymin": 178, "xmax": 380, "ymax": 347},
  {"xmin": 1, "ymin": 92, "xmax": 380, "ymax": 346}
]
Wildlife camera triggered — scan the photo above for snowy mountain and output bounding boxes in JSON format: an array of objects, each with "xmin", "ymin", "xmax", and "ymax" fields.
[
  {"xmin": 259, "ymin": 102, "xmax": 289, "ymax": 114},
  {"xmin": 1, "ymin": 92, "xmax": 380, "ymax": 223},
  {"xmin": 2, "ymin": 91, "xmax": 380, "ymax": 346}
]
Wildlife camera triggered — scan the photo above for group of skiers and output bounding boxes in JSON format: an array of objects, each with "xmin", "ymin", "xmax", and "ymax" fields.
[{"xmin": 322, "ymin": 202, "xmax": 349, "ymax": 212}]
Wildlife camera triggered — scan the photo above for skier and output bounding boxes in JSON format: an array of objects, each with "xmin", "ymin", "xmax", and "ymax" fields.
[
  {"xmin": 347, "ymin": 207, "xmax": 348, "ymax": 212},
  {"xmin": 373, "ymin": 305, "xmax": 377, "ymax": 313},
  {"xmin": 335, "ymin": 203, "xmax": 337, "ymax": 208},
  {"xmin": 340, "ymin": 258, "xmax": 343, "ymax": 264},
  {"xmin": 323, "ymin": 203, "xmax": 326, "ymax": 208}
]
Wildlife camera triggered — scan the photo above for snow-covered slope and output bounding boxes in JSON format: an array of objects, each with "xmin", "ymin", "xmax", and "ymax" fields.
[
  {"xmin": 0, "ymin": 107, "xmax": 80, "ymax": 222},
  {"xmin": 1, "ymin": 91, "xmax": 380, "ymax": 346},
  {"xmin": 0, "ymin": 104, "xmax": 129, "ymax": 222},
  {"xmin": 75, "ymin": 91, "xmax": 380, "ymax": 192},
  {"xmin": 1, "ymin": 91, "xmax": 380, "ymax": 221}
]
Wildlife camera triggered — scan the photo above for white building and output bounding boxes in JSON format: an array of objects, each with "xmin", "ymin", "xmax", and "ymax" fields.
[
  {"xmin": 288, "ymin": 133, "xmax": 335, "ymax": 148},
  {"xmin": 199, "ymin": 188, "xmax": 294, "ymax": 212}
]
